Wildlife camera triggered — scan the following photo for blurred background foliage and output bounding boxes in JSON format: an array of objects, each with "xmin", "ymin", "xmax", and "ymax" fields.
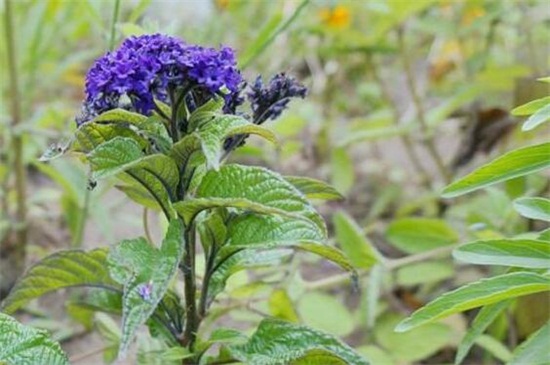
[{"xmin": 0, "ymin": 0, "xmax": 548, "ymax": 364}]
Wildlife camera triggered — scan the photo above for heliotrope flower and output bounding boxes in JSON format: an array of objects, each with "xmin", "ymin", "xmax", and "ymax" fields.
[{"xmin": 76, "ymin": 33, "xmax": 243, "ymax": 125}]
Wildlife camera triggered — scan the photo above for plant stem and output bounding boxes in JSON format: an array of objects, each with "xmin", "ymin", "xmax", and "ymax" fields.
[
  {"xmin": 143, "ymin": 208, "xmax": 154, "ymax": 244},
  {"xmin": 181, "ymin": 224, "xmax": 198, "ymax": 352},
  {"xmin": 72, "ymin": 186, "xmax": 91, "ymax": 247},
  {"xmin": 109, "ymin": 0, "xmax": 121, "ymax": 51},
  {"xmin": 3, "ymin": 0, "xmax": 27, "ymax": 275},
  {"xmin": 397, "ymin": 28, "xmax": 452, "ymax": 184}
]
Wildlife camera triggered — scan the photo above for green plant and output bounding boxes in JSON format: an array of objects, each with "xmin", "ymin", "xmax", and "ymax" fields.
[
  {"xmin": 395, "ymin": 78, "xmax": 550, "ymax": 365},
  {"xmin": 0, "ymin": 33, "xmax": 368, "ymax": 365}
]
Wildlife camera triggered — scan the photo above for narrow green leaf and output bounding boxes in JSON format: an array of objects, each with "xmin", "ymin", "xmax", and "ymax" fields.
[
  {"xmin": 396, "ymin": 261, "xmax": 454, "ymax": 286},
  {"xmin": 285, "ymin": 176, "xmax": 344, "ymax": 201},
  {"xmin": 511, "ymin": 97, "xmax": 550, "ymax": 116},
  {"xmin": 227, "ymin": 318, "xmax": 369, "ymax": 364},
  {"xmin": 507, "ymin": 320, "xmax": 550, "ymax": 365},
  {"xmin": 455, "ymin": 300, "xmax": 511, "ymax": 365},
  {"xmin": 88, "ymin": 136, "xmax": 145, "ymax": 179},
  {"xmin": 108, "ymin": 219, "xmax": 184, "ymax": 356},
  {"xmin": 513, "ymin": 197, "xmax": 550, "ymax": 222},
  {"xmin": 386, "ymin": 218, "xmax": 458, "ymax": 254},
  {"xmin": 333, "ymin": 211, "xmax": 380, "ymax": 269},
  {"xmin": 453, "ymin": 239, "xmax": 550, "ymax": 269},
  {"xmin": 0, "ymin": 313, "xmax": 68, "ymax": 365},
  {"xmin": 396, "ymin": 272, "xmax": 550, "ymax": 332},
  {"xmin": 90, "ymin": 108, "xmax": 148, "ymax": 125},
  {"xmin": 442, "ymin": 143, "xmax": 550, "ymax": 198},
  {"xmin": 522, "ymin": 104, "xmax": 550, "ymax": 131},
  {"xmin": 539, "ymin": 228, "xmax": 550, "ymax": 242},
  {"xmin": 330, "ymin": 147, "xmax": 355, "ymax": 196},
  {"xmin": 1, "ymin": 248, "xmax": 115, "ymax": 314},
  {"xmin": 475, "ymin": 334, "xmax": 512, "ymax": 363}
]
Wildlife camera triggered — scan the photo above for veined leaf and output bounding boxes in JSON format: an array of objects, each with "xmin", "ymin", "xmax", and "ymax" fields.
[
  {"xmin": 285, "ymin": 176, "xmax": 344, "ymax": 201},
  {"xmin": 1, "ymin": 248, "xmax": 115, "ymax": 314},
  {"xmin": 386, "ymin": 218, "xmax": 458, "ymax": 254},
  {"xmin": 191, "ymin": 164, "xmax": 326, "ymax": 233},
  {"xmin": 333, "ymin": 211, "xmax": 380, "ymax": 269},
  {"xmin": 108, "ymin": 219, "xmax": 184, "ymax": 356},
  {"xmin": 507, "ymin": 320, "xmax": 550, "ymax": 365},
  {"xmin": 88, "ymin": 137, "xmax": 145, "ymax": 179},
  {"xmin": 513, "ymin": 197, "xmax": 550, "ymax": 222},
  {"xmin": 73, "ymin": 122, "xmax": 148, "ymax": 153},
  {"xmin": 396, "ymin": 272, "xmax": 550, "ymax": 332},
  {"xmin": 453, "ymin": 239, "xmax": 550, "ymax": 269},
  {"xmin": 455, "ymin": 300, "xmax": 511, "ymax": 365},
  {"xmin": 227, "ymin": 318, "xmax": 369, "ymax": 365},
  {"xmin": 90, "ymin": 108, "xmax": 148, "ymax": 125},
  {"xmin": 442, "ymin": 143, "xmax": 550, "ymax": 198},
  {"xmin": 192, "ymin": 113, "xmax": 277, "ymax": 170},
  {"xmin": 0, "ymin": 313, "xmax": 68, "ymax": 365}
]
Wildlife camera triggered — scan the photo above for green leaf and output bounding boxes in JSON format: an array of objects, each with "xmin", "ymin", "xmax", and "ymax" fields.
[
  {"xmin": 522, "ymin": 104, "xmax": 550, "ymax": 131},
  {"xmin": 108, "ymin": 219, "xmax": 184, "ymax": 356},
  {"xmin": 455, "ymin": 300, "xmax": 510, "ymax": 365},
  {"xmin": 375, "ymin": 314, "xmax": 452, "ymax": 362},
  {"xmin": 298, "ymin": 292, "xmax": 354, "ymax": 337},
  {"xmin": 0, "ymin": 312, "xmax": 68, "ymax": 365},
  {"xmin": 73, "ymin": 122, "xmax": 147, "ymax": 153},
  {"xmin": 90, "ymin": 108, "xmax": 148, "ymax": 125},
  {"xmin": 227, "ymin": 318, "xmax": 369, "ymax": 365},
  {"xmin": 269, "ymin": 289, "xmax": 299, "ymax": 323},
  {"xmin": 442, "ymin": 143, "xmax": 550, "ymax": 198},
  {"xmin": 1, "ymin": 248, "xmax": 115, "ymax": 314},
  {"xmin": 333, "ymin": 211, "xmax": 380, "ymax": 269},
  {"xmin": 511, "ymin": 97, "xmax": 550, "ymax": 116},
  {"xmin": 386, "ymin": 218, "xmax": 458, "ymax": 254},
  {"xmin": 513, "ymin": 197, "xmax": 550, "ymax": 222},
  {"xmin": 539, "ymin": 229, "xmax": 550, "ymax": 242},
  {"xmin": 285, "ymin": 176, "xmax": 344, "ymax": 201},
  {"xmin": 330, "ymin": 147, "xmax": 355, "ymax": 196},
  {"xmin": 186, "ymin": 164, "xmax": 326, "ymax": 233},
  {"xmin": 475, "ymin": 334, "xmax": 512, "ymax": 363},
  {"xmin": 396, "ymin": 261, "xmax": 454, "ymax": 286},
  {"xmin": 396, "ymin": 272, "xmax": 550, "ymax": 332},
  {"xmin": 453, "ymin": 239, "xmax": 550, "ymax": 269},
  {"xmin": 88, "ymin": 137, "xmax": 145, "ymax": 180},
  {"xmin": 507, "ymin": 320, "xmax": 550, "ymax": 365},
  {"xmin": 192, "ymin": 113, "xmax": 277, "ymax": 170}
]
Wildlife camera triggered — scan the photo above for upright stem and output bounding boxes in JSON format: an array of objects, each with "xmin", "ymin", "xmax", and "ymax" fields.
[
  {"xmin": 182, "ymin": 224, "xmax": 198, "ymax": 351},
  {"xmin": 397, "ymin": 28, "xmax": 451, "ymax": 184},
  {"xmin": 109, "ymin": 0, "xmax": 121, "ymax": 51},
  {"xmin": 4, "ymin": 0, "xmax": 27, "ymax": 272}
]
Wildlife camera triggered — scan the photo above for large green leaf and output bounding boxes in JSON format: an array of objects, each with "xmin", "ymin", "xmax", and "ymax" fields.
[
  {"xmin": 88, "ymin": 136, "xmax": 145, "ymax": 179},
  {"xmin": 386, "ymin": 218, "xmax": 458, "ymax": 254},
  {"xmin": 442, "ymin": 143, "xmax": 550, "ymax": 198},
  {"xmin": 73, "ymin": 122, "xmax": 147, "ymax": 153},
  {"xmin": 333, "ymin": 211, "xmax": 380, "ymax": 269},
  {"xmin": 455, "ymin": 300, "xmax": 510, "ymax": 365},
  {"xmin": 108, "ymin": 219, "xmax": 184, "ymax": 356},
  {"xmin": 513, "ymin": 197, "xmax": 550, "ymax": 222},
  {"xmin": 453, "ymin": 239, "xmax": 550, "ymax": 269},
  {"xmin": 187, "ymin": 164, "xmax": 326, "ymax": 233},
  {"xmin": 227, "ymin": 318, "xmax": 369, "ymax": 365},
  {"xmin": 507, "ymin": 320, "xmax": 550, "ymax": 365},
  {"xmin": 1, "ymin": 248, "xmax": 115, "ymax": 314},
  {"xmin": 396, "ymin": 272, "xmax": 550, "ymax": 332},
  {"xmin": 284, "ymin": 176, "xmax": 344, "ymax": 201},
  {"xmin": 191, "ymin": 113, "xmax": 276, "ymax": 170},
  {"xmin": 0, "ymin": 313, "xmax": 68, "ymax": 365}
]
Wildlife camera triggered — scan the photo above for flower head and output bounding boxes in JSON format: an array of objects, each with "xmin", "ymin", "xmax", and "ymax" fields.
[
  {"xmin": 247, "ymin": 73, "xmax": 307, "ymax": 124},
  {"xmin": 77, "ymin": 34, "xmax": 242, "ymax": 125}
]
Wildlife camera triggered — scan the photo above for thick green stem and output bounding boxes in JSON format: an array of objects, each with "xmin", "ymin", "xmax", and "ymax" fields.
[
  {"xmin": 3, "ymin": 0, "xmax": 27, "ymax": 279},
  {"xmin": 181, "ymin": 224, "xmax": 198, "ymax": 352}
]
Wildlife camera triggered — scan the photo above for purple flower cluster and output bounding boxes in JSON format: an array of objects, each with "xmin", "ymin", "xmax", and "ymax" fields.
[
  {"xmin": 77, "ymin": 34, "xmax": 242, "ymax": 124},
  {"xmin": 248, "ymin": 73, "xmax": 307, "ymax": 125}
]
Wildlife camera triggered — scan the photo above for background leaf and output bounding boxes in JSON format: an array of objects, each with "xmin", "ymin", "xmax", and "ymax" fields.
[
  {"xmin": 333, "ymin": 211, "xmax": 380, "ymax": 269},
  {"xmin": 386, "ymin": 218, "xmax": 458, "ymax": 254},
  {"xmin": 513, "ymin": 197, "xmax": 550, "ymax": 222},
  {"xmin": 507, "ymin": 320, "xmax": 550, "ymax": 365}
]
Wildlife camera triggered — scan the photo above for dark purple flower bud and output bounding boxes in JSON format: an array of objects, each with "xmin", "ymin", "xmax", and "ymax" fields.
[
  {"xmin": 137, "ymin": 281, "xmax": 153, "ymax": 301},
  {"xmin": 247, "ymin": 73, "xmax": 307, "ymax": 125},
  {"xmin": 76, "ymin": 33, "xmax": 243, "ymax": 125}
]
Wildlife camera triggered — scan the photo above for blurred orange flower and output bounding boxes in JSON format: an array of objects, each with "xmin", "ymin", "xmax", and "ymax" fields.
[{"xmin": 319, "ymin": 5, "xmax": 351, "ymax": 28}]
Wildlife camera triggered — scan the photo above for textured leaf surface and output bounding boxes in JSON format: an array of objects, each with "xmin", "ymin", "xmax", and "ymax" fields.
[
  {"xmin": 396, "ymin": 272, "xmax": 550, "ymax": 332},
  {"xmin": 453, "ymin": 239, "xmax": 550, "ymax": 269},
  {"xmin": 386, "ymin": 218, "xmax": 458, "ymax": 254},
  {"xmin": 333, "ymin": 211, "xmax": 380, "ymax": 269},
  {"xmin": 513, "ymin": 197, "xmax": 550, "ymax": 222},
  {"xmin": 88, "ymin": 137, "xmax": 145, "ymax": 179},
  {"xmin": 507, "ymin": 320, "xmax": 550, "ymax": 365},
  {"xmin": 90, "ymin": 108, "xmax": 149, "ymax": 125},
  {"xmin": 285, "ymin": 176, "xmax": 344, "ymax": 201},
  {"xmin": 227, "ymin": 318, "xmax": 369, "ymax": 365},
  {"xmin": 108, "ymin": 220, "xmax": 184, "ymax": 356},
  {"xmin": 442, "ymin": 143, "xmax": 550, "ymax": 198},
  {"xmin": 73, "ymin": 122, "xmax": 147, "ymax": 153},
  {"xmin": 455, "ymin": 300, "xmax": 510, "ymax": 365},
  {"xmin": 1, "ymin": 248, "xmax": 115, "ymax": 314},
  {"xmin": 0, "ymin": 313, "xmax": 68, "ymax": 365}
]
